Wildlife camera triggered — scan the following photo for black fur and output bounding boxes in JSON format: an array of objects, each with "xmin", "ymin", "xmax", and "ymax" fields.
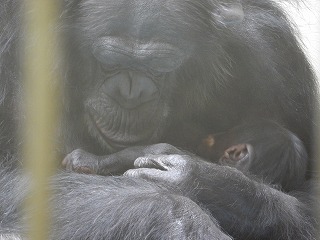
[{"xmin": 0, "ymin": 0, "xmax": 317, "ymax": 239}]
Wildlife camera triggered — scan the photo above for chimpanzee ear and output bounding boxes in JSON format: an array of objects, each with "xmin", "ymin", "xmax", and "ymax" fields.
[
  {"xmin": 212, "ymin": 1, "xmax": 244, "ymax": 25},
  {"xmin": 219, "ymin": 143, "xmax": 253, "ymax": 172}
]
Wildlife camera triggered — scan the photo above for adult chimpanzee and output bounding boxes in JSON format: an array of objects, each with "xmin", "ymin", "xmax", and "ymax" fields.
[{"xmin": 0, "ymin": 0, "xmax": 317, "ymax": 239}]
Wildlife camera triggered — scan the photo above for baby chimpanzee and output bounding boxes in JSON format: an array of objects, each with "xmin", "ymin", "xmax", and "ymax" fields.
[{"xmin": 197, "ymin": 120, "xmax": 308, "ymax": 191}]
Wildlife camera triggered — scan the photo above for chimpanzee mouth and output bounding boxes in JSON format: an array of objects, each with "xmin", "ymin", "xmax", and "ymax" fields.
[{"xmin": 85, "ymin": 110, "xmax": 157, "ymax": 152}]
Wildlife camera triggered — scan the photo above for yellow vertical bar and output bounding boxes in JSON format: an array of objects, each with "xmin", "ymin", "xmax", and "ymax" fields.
[
  {"xmin": 23, "ymin": 0, "xmax": 60, "ymax": 239},
  {"xmin": 316, "ymin": 103, "xmax": 320, "ymax": 240}
]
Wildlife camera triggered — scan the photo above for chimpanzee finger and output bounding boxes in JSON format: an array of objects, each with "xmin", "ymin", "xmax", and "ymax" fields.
[
  {"xmin": 124, "ymin": 168, "xmax": 166, "ymax": 181},
  {"xmin": 135, "ymin": 154, "xmax": 188, "ymax": 170},
  {"xmin": 134, "ymin": 155, "xmax": 170, "ymax": 170}
]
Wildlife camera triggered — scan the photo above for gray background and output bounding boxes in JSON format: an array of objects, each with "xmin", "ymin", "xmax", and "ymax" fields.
[{"xmin": 280, "ymin": 0, "xmax": 320, "ymax": 81}]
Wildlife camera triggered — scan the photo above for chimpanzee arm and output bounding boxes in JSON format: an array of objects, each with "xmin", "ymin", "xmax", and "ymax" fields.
[
  {"xmin": 124, "ymin": 153, "xmax": 315, "ymax": 239},
  {"xmin": 193, "ymin": 163, "xmax": 315, "ymax": 239},
  {"xmin": 62, "ymin": 143, "xmax": 184, "ymax": 175},
  {"xmin": 0, "ymin": 167, "xmax": 232, "ymax": 240}
]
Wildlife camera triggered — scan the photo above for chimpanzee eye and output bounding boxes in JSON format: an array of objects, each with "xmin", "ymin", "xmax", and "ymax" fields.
[
  {"xmin": 149, "ymin": 70, "xmax": 165, "ymax": 79},
  {"xmin": 148, "ymin": 58, "xmax": 182, "ymax": 73},
  {"xmin": 99, "ymin": 63, "xmax": 120, "ymax": 77}
]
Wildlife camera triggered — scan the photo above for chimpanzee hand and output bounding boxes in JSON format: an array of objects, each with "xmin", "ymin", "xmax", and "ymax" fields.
[
  {"xmin": 62, "ymin": 143, "xmax": 184, "ymax": 175},
  {"xmin": 62, "ymin": 149, "xmax": 104, "ymax": 174},
  {"xmin": 123, "ymin": 154, "xmax": 200, "ymax": 187}
]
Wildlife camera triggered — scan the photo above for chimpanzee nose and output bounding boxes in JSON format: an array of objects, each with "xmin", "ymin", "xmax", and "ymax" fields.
[{"xmin": 104, "ymin": 71, "xmax": 158, "ymax": 109}]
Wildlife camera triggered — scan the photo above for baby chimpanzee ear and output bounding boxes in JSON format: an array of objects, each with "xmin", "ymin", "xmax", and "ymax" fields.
[{"xmin": 219, "ymin": 143, "xmax": 253, "ymax": 172}]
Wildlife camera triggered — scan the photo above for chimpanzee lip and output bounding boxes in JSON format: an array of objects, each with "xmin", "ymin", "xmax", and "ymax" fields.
[{"xmin": 86, "ymin": 111, "xmax": 151, "ymax": 150}]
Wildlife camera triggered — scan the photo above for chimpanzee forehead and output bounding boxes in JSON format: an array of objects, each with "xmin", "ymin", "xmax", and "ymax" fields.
[{"xmin": 78, "ymin": 0, "xmax": 211, "ymax": 43}]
